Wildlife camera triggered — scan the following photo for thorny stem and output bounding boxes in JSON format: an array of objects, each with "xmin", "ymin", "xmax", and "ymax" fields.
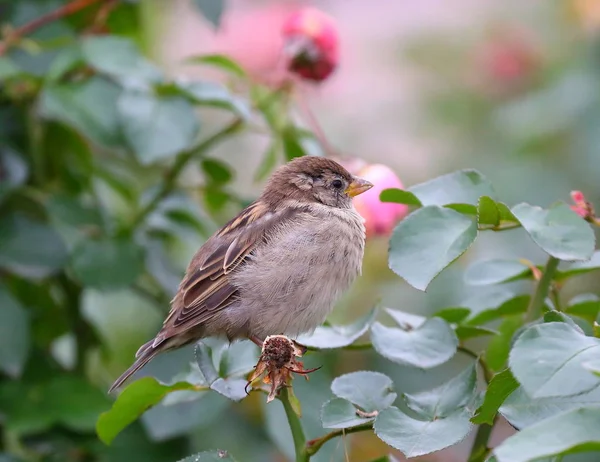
[
  {"xmin": 306, "ymin": 423, "xmax": 373, "ymax": 456},
  {"xmin": 294, "ymin": 89, "xmax": 338, "ymax": 157},
  {"xmin": 457, "ymin": 346, "xmax": 493, "ymax": 383},
  {"xmin": 525, "ymin": 256, "xmax": 560, "ymax": 322},
  {"xmin": 467, "ymin": 419, "xmax": 495, "ymax": 462},
  {"xmin": 130, "ymin": 118, "xmax": 244, "ymax": 229},
  {"xmin": 0, "ymin": 0, "xmax": 103, "ymax": 55},
  {"xmin": 279, "ymin": 387, "xmax": 309, "ymax": 462}
]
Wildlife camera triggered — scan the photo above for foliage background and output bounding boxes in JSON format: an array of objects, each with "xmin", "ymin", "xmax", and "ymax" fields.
[{"xmin": 2, "ymin": 0, "xmax": 600, "ymax": 461}]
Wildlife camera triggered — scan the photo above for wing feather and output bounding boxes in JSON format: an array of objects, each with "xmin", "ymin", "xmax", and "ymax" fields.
[{"xmin": 159, "ymin": 202, "xmax": 307, "ymax": 334}]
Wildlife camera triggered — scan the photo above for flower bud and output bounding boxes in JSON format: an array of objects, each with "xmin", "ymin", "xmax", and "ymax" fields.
[
  {"xmin": 347, "ymin": 162, "xmax": 408, "ymax": 237},
  {"xmin": 281, "ymin": 8, "xmax": 339, "ymax": 82}
]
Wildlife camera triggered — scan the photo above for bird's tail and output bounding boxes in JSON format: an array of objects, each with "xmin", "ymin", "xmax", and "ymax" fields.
[{"xmin": 108, "ymin": 339, "xmax": 160, "ymax": 393}]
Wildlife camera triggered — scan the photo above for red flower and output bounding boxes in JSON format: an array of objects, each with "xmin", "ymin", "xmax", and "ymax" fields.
[{"xmin": 282, "ymin": 8, "xmax": 340, "ymax": 82}]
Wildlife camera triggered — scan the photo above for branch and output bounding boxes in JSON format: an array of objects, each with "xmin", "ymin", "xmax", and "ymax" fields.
[
  {"xmin": 306, "ymin": 422, "xmax": 373, "ymax": 456},
  {"xmin": 279, "ymin": 387, "xmax": 309, "ymax": 462},
  {"xmin": 130, "ymin": 118, "xmax": 243, "ymax": 229},
  {"xmin": 525, "ymin": 256, "xmax": 560, "ymax": 322},
  {"xmin": 0, "ymin": 0, "xmax": 103, "ymax": 56}
]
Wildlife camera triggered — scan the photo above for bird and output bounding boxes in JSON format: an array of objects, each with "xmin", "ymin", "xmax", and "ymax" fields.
[{"xmin": 109, "ymin": 156, "xmax": 373, "ymax": 392}]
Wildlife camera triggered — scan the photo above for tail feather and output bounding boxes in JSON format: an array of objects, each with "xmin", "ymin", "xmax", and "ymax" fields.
[{"xmin": 108, "ymin": 342, "xmax": 160, "ymax": 393}]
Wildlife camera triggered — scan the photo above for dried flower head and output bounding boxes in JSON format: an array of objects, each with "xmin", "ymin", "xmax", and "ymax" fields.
[{"xmin": 246, "ymin": 335, "xmax": 319, "ymax": 402}]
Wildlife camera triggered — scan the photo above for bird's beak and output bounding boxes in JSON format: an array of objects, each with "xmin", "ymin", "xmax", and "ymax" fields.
[{"xmin": 345, "ymin": 177, "xmax": 374, "ymax": 197}]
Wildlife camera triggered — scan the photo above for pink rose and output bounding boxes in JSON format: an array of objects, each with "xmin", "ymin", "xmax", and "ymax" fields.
[
  {"xmin": 282, "ymin": 7, "xmax": 340, "ymax": 82},
  {"xmin": 343, "ymin": 162, "xmax": 408, "ymax": 237}
]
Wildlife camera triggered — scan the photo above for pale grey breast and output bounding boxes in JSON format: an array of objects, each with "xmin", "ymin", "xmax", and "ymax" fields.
[{"xmin": 229, "ymin": 203, "xmax": 366, "ymax": 339}]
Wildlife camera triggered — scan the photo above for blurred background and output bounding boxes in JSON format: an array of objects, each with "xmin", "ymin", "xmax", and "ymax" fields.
[{"xmin": 2, "ymin": 0, "xmax": 600, "ymax": 461}]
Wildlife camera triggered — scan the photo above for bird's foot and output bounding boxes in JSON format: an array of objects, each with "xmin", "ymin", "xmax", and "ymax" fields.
[{"xmin": 246, "ymin": 334, "xmax": 320, "ymax": 402}]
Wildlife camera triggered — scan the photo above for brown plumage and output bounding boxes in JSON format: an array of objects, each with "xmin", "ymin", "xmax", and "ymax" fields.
[{"xmin": 109, "ymin": 156, "xmax": 373, "ymax": 392}]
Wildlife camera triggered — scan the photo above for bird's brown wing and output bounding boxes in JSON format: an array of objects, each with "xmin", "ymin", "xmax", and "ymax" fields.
[{"xmin": 155, "ymin": 201, "xmax": 308, "ymax": 344}]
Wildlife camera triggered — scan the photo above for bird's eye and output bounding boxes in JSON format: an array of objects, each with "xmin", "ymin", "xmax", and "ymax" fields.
[{"xmin": 332, "ymin": 179, "xmax": 343, "ymax": 189}]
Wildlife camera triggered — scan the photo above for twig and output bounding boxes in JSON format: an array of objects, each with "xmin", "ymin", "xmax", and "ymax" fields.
[
  {"xmin": 525, "ymin": 256, "xmax": 560, "ymax": 322},
  {"xmin": 294, "ymin": 87, "xmax": 338, "ymax": 157},
  {"xmin": 0, "ymin": 0, "xmax": 103, "ymax": 56},
  {"xmin": 130, "ymin": 118, "xmax": 244, "ymax": 229},
  {"xmin": 467, "ymin": 419, "xmax": 495, "ymax": 462},
  {"xmin": 306, "ymin": 423, "xmax": 373, "ymax": 456},
  {"xmin": 279, "ymin": 387, "xmax": 309, "ymax": 462}
]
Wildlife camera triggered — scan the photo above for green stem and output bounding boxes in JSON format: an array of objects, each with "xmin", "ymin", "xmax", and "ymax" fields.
[
  {"xmin": 279, "ymin": 387, "xmax": 308, "ymax": 462},
  {"xmin": 467, "ymin": 420, "xmax": 495, "ymax": 462},
  {"xmin": 306, "ymin": 423, "xmax": 373, "ymax": 456},
  {"xmin": 525, "ymin": 256, "xmax": 560, "ymax": 322},
  {"xmin": 130, "ymin": 118, "xmax": 243, "ymax": 229}
]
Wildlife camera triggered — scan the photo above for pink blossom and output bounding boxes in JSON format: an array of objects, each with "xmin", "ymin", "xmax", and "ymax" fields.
[
  {"xmin": 571, "ymin": 190, "xmax": 586, "ymax": 204},
  {"xmin": 282, "ymin": 8, "xmax": 340, "ymax": 82},
  {"xmin": 348, "ymin": 162, "xmax": 408, "ymax": 237}
]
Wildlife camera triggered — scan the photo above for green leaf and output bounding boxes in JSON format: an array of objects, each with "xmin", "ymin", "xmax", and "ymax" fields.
[
  {"xmin": 321, "ymin": 398, "xmax": 375, "ymax": 429},
  {"xmin": 117, "ymin": 90, "xmax": 200, "ymax": 164},
  {"xmin": 371, "ymin": 318, "xmax": 458, "ymax": 368},
  {"xmin": 81, "ymin": 36, "xmax": 162, "ymax": 83},
  {"xmin": 388, "ymin": 206, "xmax": 478, "ymax": 291},
  {"xmin": 281, "ymin": 126, "xmax": 306, "ymax": 161},
  {"xmin": 175, "ymin": 81, "xmax": 251, "ymax": 118},
  {"xmin": 71, "ymin": 238, "xmax": 144, "ymax": 290},
  {"xmin": 296, "ymin": 308, "xmax": 377, "ymax": 349},
  {"xmin": 511, "ymin": 202, "xmax": 595, "ymax": 261},
  {"xmin": 566, "ymin": 294, "xmax": 600, "ymax": 325},
  {"xmin": 374, "ymin": 406, "xmax": 473, "ymax": 458},
  {"xmin": 330, "ymin": 371, "xmax": 396, "ymax": 413},
  {"xmin": 403, "ymin": 364, "xmax": 477, "ymax": 420},
  {"xmin": 194, "ymin": 342, "xmax": 249, "ymax": 401},
  {"xmin": 39, "ymin": 77, "xmax": 122, "ymax": 148},
  {"xmin": 557, "ymin": 251, "xmax": 600, "ymax": 280},
  {"xmin": 485, "ymin": 315, "xmax": 523, "ymax": 372},
  {"xmin": 433, "ymin": 307, "xmax": 471, "ymax": 324},
  {"xmin": 471, "ymin": 369, "xmax": 518, "ymax": 425},
  {"xmin": 0, "ymin": 214, "xmax": 68, "ymax": 279},
  {"xmin": 177, "ymin": 450, "xmax": 237, "ymax": 462},
  {"xmin": 494, "ymin": 407, "xmax": 600, "ymax": 462},
  {"xmin": 379, "ymin": 189, "xmax": 422, "ymax": 206},
  {"xmin": 464, "ymin": 260, "xmax": 531, "ymax": 286},
  {"xmin": 201, "ymin": 158, "xmax": 233, "ymax": 185},
  {"xmin": 0, "ymin": 57, "xmax": 20, "ymax": 81},
  {"xmin": 465, "ymin": 293, "xmax": 530, "ymax": 326},
  {"xmin": 500, "ymin": 385, "xmax": 600, "ymax": 429},
  {"xmin": 455, "ymin": 325, "xmax": 497, "ymax": 340},
  {"xmin": 254, "ymin": 141, "xmax": 280, "ymax": 182},
  {"xmin": 192, "ymin": 0, "xmax": 225, "ymax": 28},
  {"xmin": 96, "ymin": 377, "xmax": 197, "ymax": 445},
  {"xmin": 543, "ymin": 311, "xmax": 584, "ymax": 333},
  {"xmin": 1, "ymin": 376, "xmax": 110, "ymax": 436},
  {"xmin": 477, "ymin": 196, "xmax": 500, "ymax": 226},
  {"xmin": 0, "ymin": 286, "xmax": 29, "ymax": 378},
  {"xmin": 0, "ymin": 148, "xmax": 28, "ymax": 202},
  {"xmin": 186, "ymin": 54, "xmax": 246, "ymax": 78},
  {"xmin": 46, "ymin": 46, "xmax": 83, "ymax": 82},
  {"xmin": 408, "ymin": 169, "xmax": 495, "ymax": 206},
  {"xmin": 477, "ymin": 196, "xmax": 519, "ymax": 228},
  {"xmin": 509, "ymin": 322, "xmax": 600, "ymax": 398}
]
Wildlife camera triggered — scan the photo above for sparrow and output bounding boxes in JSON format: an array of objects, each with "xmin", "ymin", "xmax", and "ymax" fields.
[{"xmin": 109, "ymin": 156, "xmax": 373, "ymax": 392}]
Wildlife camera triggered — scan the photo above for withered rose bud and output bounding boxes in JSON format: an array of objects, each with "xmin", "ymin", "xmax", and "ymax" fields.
[
  {"xmin": 282, "ymin": 8, "xmax": 339, "ymax": 82},
  {"xmin": 247, "ymin": 335, "xmax": 318, "ymax": 402}
]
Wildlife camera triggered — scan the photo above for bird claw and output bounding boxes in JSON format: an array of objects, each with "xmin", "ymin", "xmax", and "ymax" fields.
[{"xmin": 246, "ymin": 334, "xmax": 319, "ymax": 402}]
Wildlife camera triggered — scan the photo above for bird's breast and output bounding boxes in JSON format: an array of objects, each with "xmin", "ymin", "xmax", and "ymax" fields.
[{"xmin": 230, "ymin": 206, "xmax": 365, "ymax": 338}]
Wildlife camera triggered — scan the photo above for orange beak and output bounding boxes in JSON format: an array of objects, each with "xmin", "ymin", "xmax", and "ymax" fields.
[{"xmin": 345, "ymin": 177, "xmax": 374, "ymax": 197}]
